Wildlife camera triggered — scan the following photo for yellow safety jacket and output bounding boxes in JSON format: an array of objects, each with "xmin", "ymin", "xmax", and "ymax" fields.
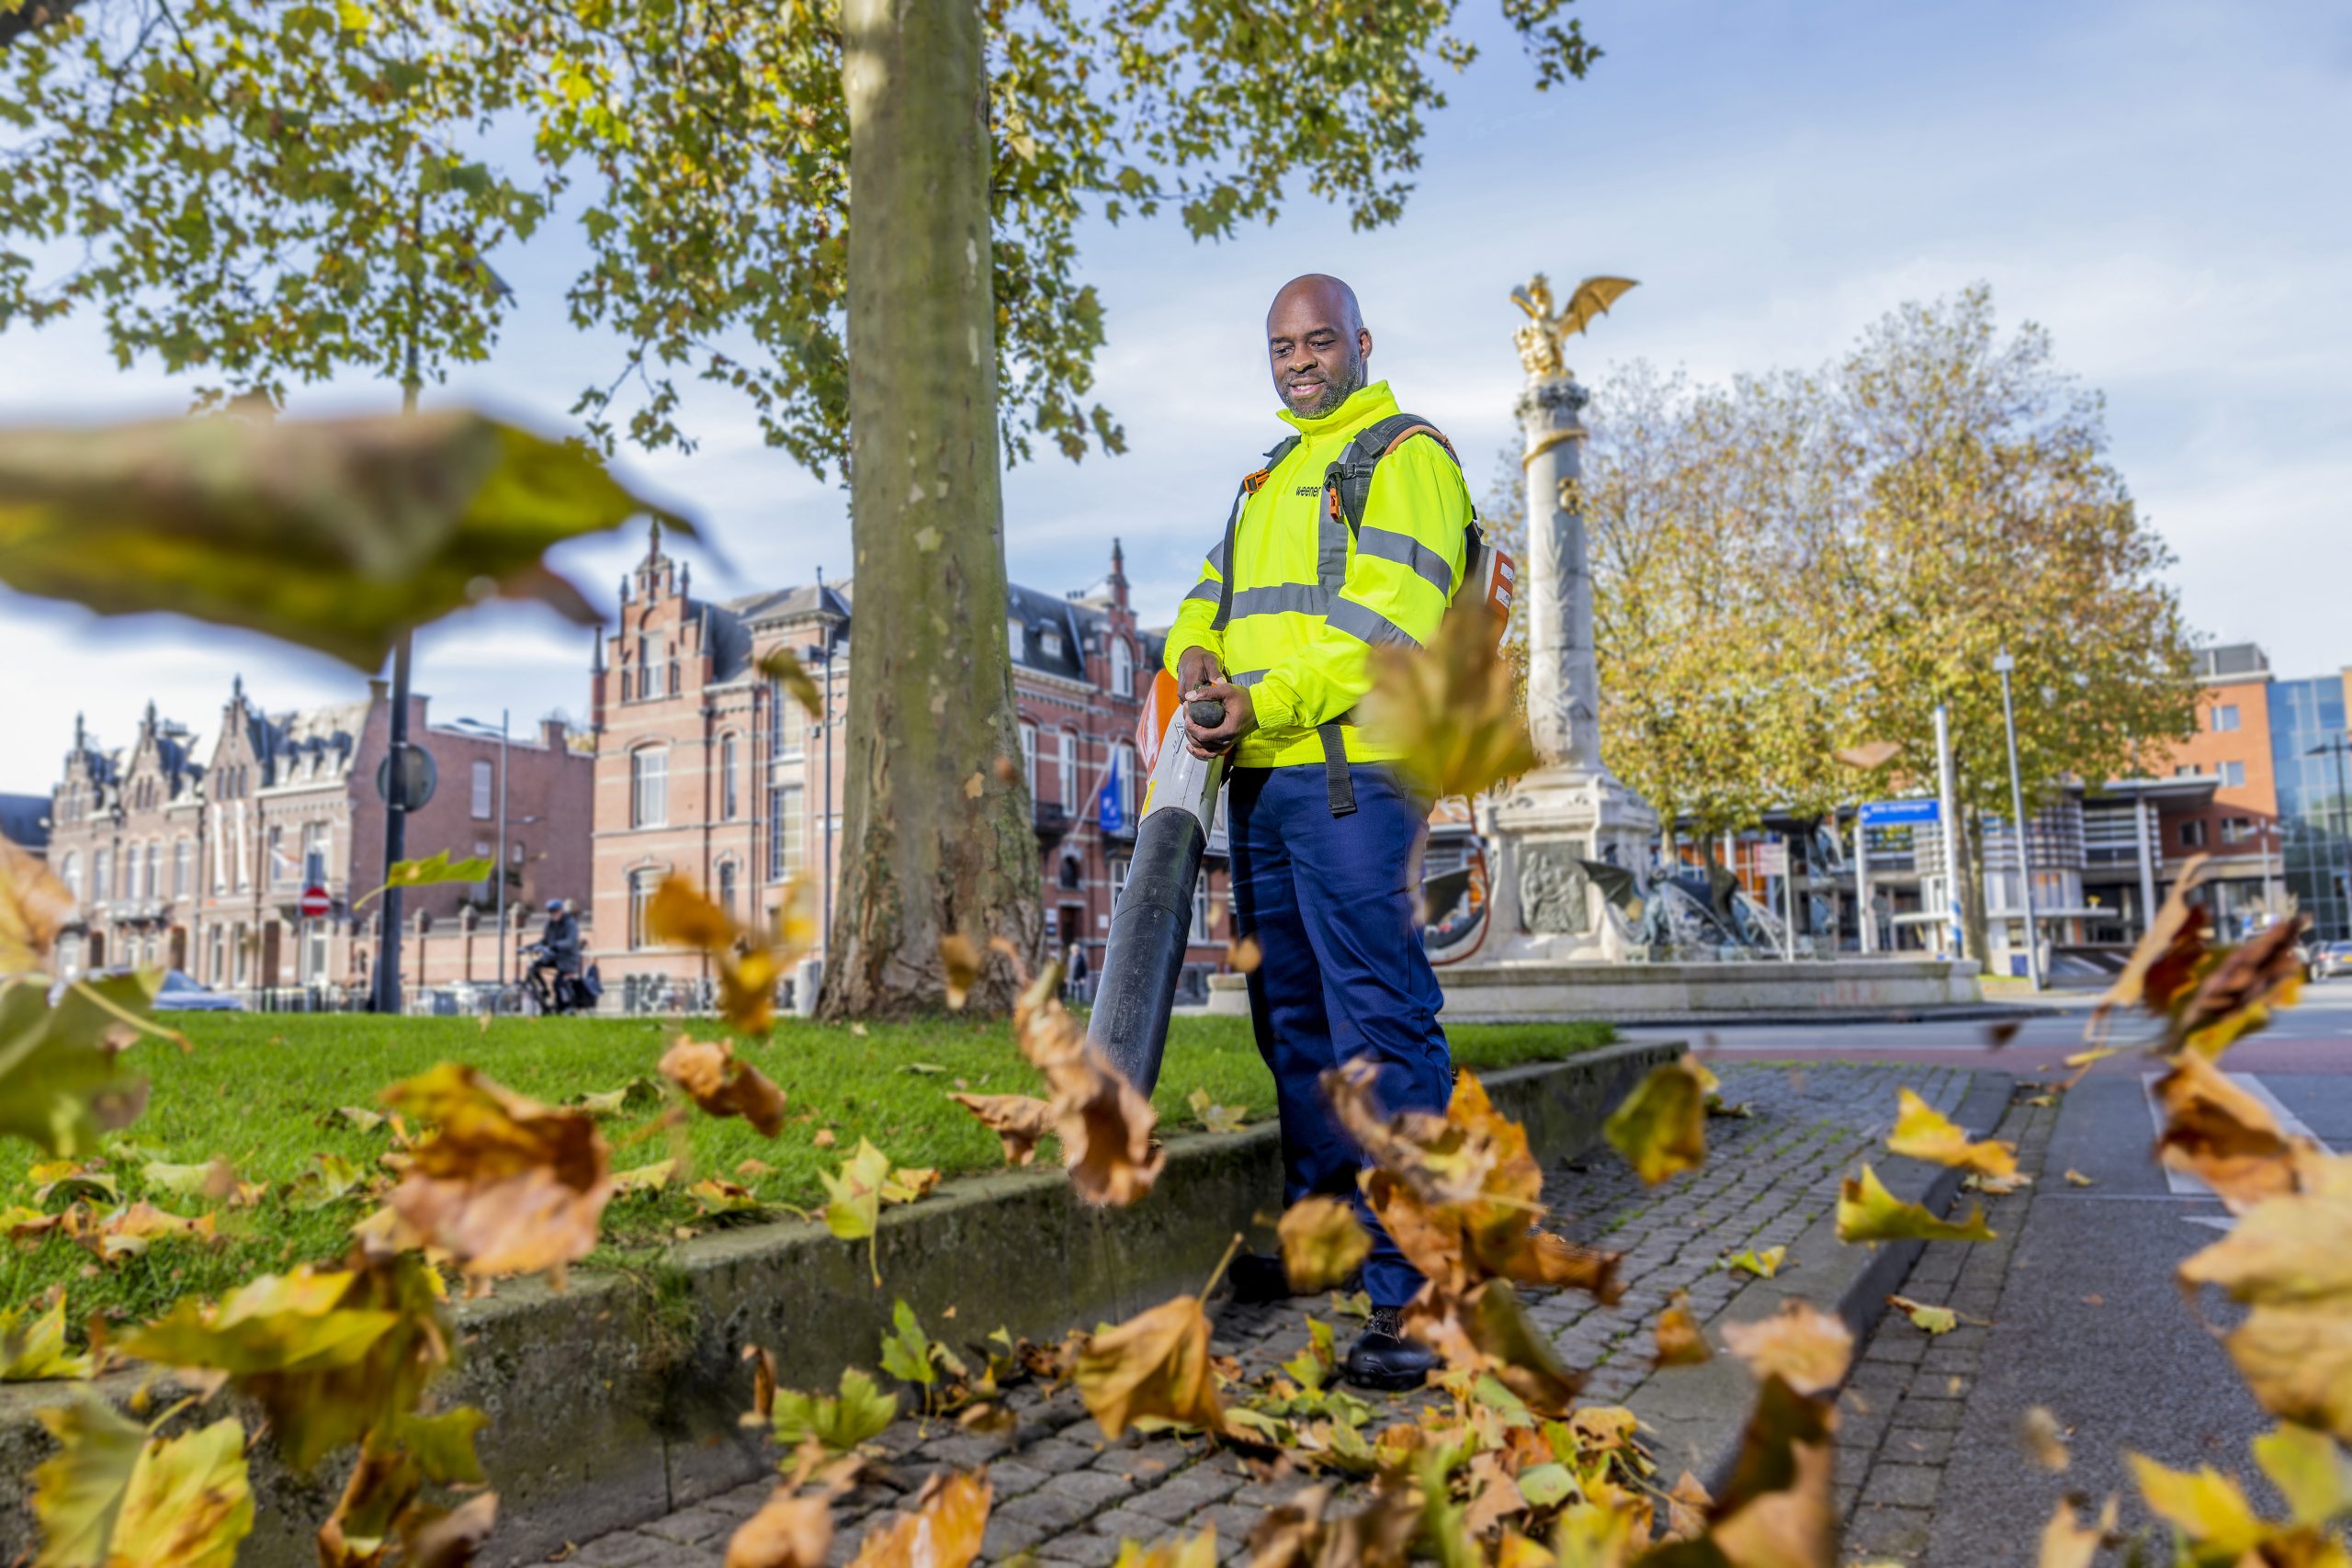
[{"xmin": 1162, "ymin": 380, "xmax": 1473, "ymax": 770}]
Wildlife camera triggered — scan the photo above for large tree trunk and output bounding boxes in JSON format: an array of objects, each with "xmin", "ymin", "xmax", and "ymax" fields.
[
  {"xmin": 1954, "ymin": 803, "xmax": 1991, "ymax": 971},
  {"xmin": 820, "ymin": 0, "xmax": 1041, "ymax": 1018}
]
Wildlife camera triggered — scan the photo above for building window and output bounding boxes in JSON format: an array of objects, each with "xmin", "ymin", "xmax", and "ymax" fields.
[
  {"xmin": 772, "ymin": 687, "xmax": 807, "ymax": 759},
  {"xmin": 1190, "ymin": 874, "xmax": 1211, "ymax": 942},
  {"xmin": 1041, "ymin": 627, "xmax": 1063, "ymax": 661},
  {"xmin": 1007, "ymin": 618, "xmax": 1025, "ymax": 660},
  {"xmin": 2180, "ymin": 820, "xmax": 2209, "ymax": 848},
  {"xmin": 267, "ymin": 826, "xmax": 290, "ymax": 886},
  {"xmin": 628, "ymin": 870, "xmax": 659, "ymax": 950},
  {"xmin": 121, "ymin": 840, "xmax": 141, "ymax": 900},
  {"xmin": 1115, "ymin": 742, "xmax": 1136, "ymax": 818},
  {"xmin": 209, "ymin": 926, "xmax": 226, "ymax": 986},
  {"xmin": 2222, "ymin": 817, "xmax": 2254, "ymax": 845},
  {"xmin": 302, "ymin": 825, "xmax": 328, "ymax": 886},
  {"xmin": 471, "ymin": 759, "xmax": 494, "ymax": 819},
  {"xmin": 61, "ymin": 852, "xmax": 80, "ymax": 901},
  {"xmin": 144, "ymin": 843, "xmax": 160, "ymax": 902},
  {"xmin": 173, "ymin": 840, "xmax": 190, "ymax": 898},
  {"xmin": 2212, "ymin": 705, "xmax": 2241, "ymax": 733},
  {"xmin": 93, "ymin": 848, "xmax": 111, "ymax": 904},
  {"xmin": 630, "ymin": 748, "xmax": 668, "ymax": 828},
  {"xmin": 1109, "ymin": 857, "xmax": 1130, "ymax": 913},
  {"xmin": 2219, "ymin": 761, "xmax": 2247, "ymax": 788},
  {"xmin": 722, "ymin": 733, "xmax": 741, "ymax": 820},
  {"xmin": 769, "ymin": 785, "xmax": 804, "ymax": 881},
  {"xmin": 1020, "ymin": 723, "xmax": 1038, "ymax": 799},
  {"xmin": 1057, "ymin": 854, "xmax": 1082, "ymax": 891},
  {"xmin": 1110, "ymin": 638, "xmax": 1133, "ymax": 698},
  {"xmin": 718, "ymin": 860, "xmax": 739, "ymax": 921},
  {"xmin": 637, "ymin": 634, "xmax": 663, "ymax": 700},
  {"xmin": 232, "ymin": 924, "xmax": 249, "ymax": 987},
  {"xmin": 1058, "ymin": 732, "xmax": 1078, "ymax": 813}
]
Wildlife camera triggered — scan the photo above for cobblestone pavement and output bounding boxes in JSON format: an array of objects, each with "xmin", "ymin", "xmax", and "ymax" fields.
[
  {"xmin": 557, "ymin": 1061, "xmax": 1973, "ymax": 1568},
  {"xmin": 1835, "ymin": 1089, "xmax": 2054, "ymax": 1562}
]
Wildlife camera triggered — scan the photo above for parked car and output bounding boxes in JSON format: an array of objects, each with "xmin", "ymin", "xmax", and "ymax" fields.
[
  {"xmin": 2316, "ymin": 941, "xmax": 2352, "ymax": 980},
  {"xmin": 152, "ymin": 969, "xmax": 245, "ymax": 1011}
]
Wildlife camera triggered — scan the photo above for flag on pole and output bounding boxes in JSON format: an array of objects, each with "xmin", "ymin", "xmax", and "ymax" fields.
[{"xmin": 1097, "ymin": 750, "xmax": 1125, "ymax": 834}]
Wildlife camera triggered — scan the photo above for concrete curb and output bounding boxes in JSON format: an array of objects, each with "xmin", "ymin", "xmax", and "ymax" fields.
[
  {"xmin": 1482, "ymin": 1006, "xmax": 2066, "ymax": 1030},
  {"xmin": 0, "ymin": 1037, "xmax": 1683, "ymax": 1568},
  {"xmin": 1626, "ymin": 1072, "xmax": 2017, "ymax": 1491}
]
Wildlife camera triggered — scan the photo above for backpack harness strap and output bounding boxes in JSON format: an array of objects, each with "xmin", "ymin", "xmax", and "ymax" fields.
[{"xmin": 1219, "ymin": 417, "xmax": 1464, "ymax": 818}]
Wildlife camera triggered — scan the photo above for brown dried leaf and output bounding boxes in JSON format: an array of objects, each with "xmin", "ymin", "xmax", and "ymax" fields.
[
  {"xmin": 2036, "ymin": 1494, "xmax": 2115, "ymax": 1568},
  {"xmin": 939, "ymin": 934, "xmax": 984, "ymax": 1011},
  {"xmin": 646, "ymin": 876, "xmax": 815, "ymax": 1037},
  {"xmin": 1012, "ymin": 969, "xmax": 1163, "ymax": 1205},
  {"xmin": 847, "ymin": 1470, "xmax": 989, "ymax": 1568},
  {"xmin": 2093, "ymin": 854, "xmax": 2211, "ymax": 1029},
  {"xmin": 0, "ymin": 838, "xmax": 72, "ymax": 976},
  {"xmin": 757, "ymin": 647, "xmax": 824, "ymax": 719},
  {"xmin": 2154, "ymin": 1052, "xmax": 2308, "ymax": 1213},
  {"xmin": 1602, "ymin": 1057, "xmax": 1709, "ymax": 1186},
  {"xmin": 1245, "ymin": 1482, "xmax": 1419, "ymax": 1568},
  {"xmin": 1721, "ymin": 1301, "xmax": 1853, "ymax": 1396},
  {"xmin": 1227, "ymin": 936, "xmax": 1262, "ymax": 974},
  {"xmin": 1360, "ymin": 604, "xmax": 1536, "ymax": 800},
  {"xmin": 1402, "ymin": 1280, "xmax": 1580, "ymax": 1415},
  {"xmin": 379, "ymin": 1063, "xmax": 613, "ymax": 1282},
  {"xmin": 726, "ymin": 1488, "xmax": 833, "ymax": 1568},
  {"xmin": 1277, "ymin": 1197, "xmax": 1372, "ymax": 1293},
  {"xmin": 2176, "ymin": 915, "xmax": 2310, "ymax": 1055},
  {"xmin": 1654, "ymin": 1292, "xmax": 1712, "ymax": 1369},
  {"xmin": 1074, "ymin": 1295, "xmax": 1224, "ymax": 1438},
  {"xmin": 948, "ymin": 1093, "xmax": 1056, "ymax": 1167},
  {"xmin": 2019, "ymin": 1406, "xmax": 2072, "ymax": 1472},
  {"xmin": 661, "ymin": 1037, "xmax": 788, "ymax": 1137}
]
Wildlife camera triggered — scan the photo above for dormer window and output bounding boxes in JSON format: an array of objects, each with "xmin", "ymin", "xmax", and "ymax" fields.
[
  {"xmin": 1040, "ymin": 628, "xmax": 1063, "ymax": 661},
  {"xmin": 1110, "ymin": 637, "xmax": 1134, "ymax": 698}
]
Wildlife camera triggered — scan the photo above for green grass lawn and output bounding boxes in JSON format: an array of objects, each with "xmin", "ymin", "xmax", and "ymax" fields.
[{"xmin": 1, "ymin": 1010, "xmax": 1612, "ymax": 1337}]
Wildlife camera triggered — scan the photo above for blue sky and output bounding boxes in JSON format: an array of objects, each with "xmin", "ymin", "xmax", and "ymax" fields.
[{"xmin": 4, "ymin": 0, "xmax": 2346, "ymax": 796}]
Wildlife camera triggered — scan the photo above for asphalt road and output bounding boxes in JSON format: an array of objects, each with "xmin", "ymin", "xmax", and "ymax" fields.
[{"xmin": 1623, "ymin": 983, "xmax": 2352, "ymax": 1562}]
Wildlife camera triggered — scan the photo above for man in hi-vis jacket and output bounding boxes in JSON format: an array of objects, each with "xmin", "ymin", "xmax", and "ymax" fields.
[{"xmin": 1165, "ymin": 273, "xmax": 1472, "ymax": 1391}]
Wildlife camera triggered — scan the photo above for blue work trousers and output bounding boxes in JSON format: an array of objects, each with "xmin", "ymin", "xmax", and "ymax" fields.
[{"xmin": 1226, "ymin": 761, "xmax": 1453, "ymax": 1308}]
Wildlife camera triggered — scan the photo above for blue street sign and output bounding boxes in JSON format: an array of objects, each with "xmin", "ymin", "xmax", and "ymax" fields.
[
  {"xmin": 1097, "ymin": 753, "xmax": 1126, "ymax": 834},
  {"xmin": 1859, "ymin": 798, "xmax": 1939, "ymax": 827}
]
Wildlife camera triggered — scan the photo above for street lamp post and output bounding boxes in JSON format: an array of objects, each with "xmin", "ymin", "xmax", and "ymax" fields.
[
  {"xmin": 2309, "ymin": 736, "xmax": 2352, "ymax": 942},
  {"xmin": 452, "ymin": 714, "xmax": 511, "ymax": 987},
  {"xmin": 1994, "ymin": 650, "xmax": 2043, "ymax": 990}
]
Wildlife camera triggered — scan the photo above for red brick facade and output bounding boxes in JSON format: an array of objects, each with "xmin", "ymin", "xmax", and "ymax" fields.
[
  {"xmin": 587, "ymin": 528, "xmax": 1229, "ymax": 1007},
  {"xmin": 44, "ymin": 682, "xmax": 593, "ymax": 1002}
]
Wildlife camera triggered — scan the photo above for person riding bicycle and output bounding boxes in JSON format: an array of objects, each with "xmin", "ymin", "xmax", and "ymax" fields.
[{"xmin": 543, "ymin": 899, "xmax": 582, "ymax": 980}]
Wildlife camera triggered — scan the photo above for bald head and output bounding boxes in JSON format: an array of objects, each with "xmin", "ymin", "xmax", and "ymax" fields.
[{"xmin": 1266, "ymin": 274, "xmax": 1373, "ymax": 420}]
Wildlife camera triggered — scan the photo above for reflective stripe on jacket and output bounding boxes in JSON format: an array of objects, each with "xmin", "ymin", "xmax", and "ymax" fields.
[{"xmin": 1162, "ymin": 380, "xmax": 1472, "ymax": 769}]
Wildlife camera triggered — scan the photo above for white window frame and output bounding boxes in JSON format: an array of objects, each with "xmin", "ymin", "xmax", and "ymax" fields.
[
  {"xmin": 769, "ymin": 784, "xmax": 805, "ymax": 880},
  {"xmin": 2219, "ymin": 760, "xmax": 2247, "ymax": 788},
  {"xmin": 1057, "ymin": 732, "xmax": 1077, "ymax": 813},
  {"xmin": 471, "ymin": 759, "xmax": 494, "ymax": 819},
  {"xmin": 721, "ymin": 733, "xmax": 741, "ymax": 819},
  {"xmin": 1110, "ymin": 637, "xmax": 1133, "ymax": 698},
  {"xmin": 631, "ymin": 747, "xmax": 669, "ymax": 829},
  {"xmin": 1020, "ymin": 723, "xmax": 1038, "ymax": 800},
  {"xmin": 1115, "ymin": 742, "xmax": 1137, "ymax": 818},
  {"xmin": 628, "ymin": 870, "xmax": 659, "ymax": 949},
  {"xmin": 1109, "ymin": 856, "xmax": 1130, "ymax": 914},
  {"xmin": 2212, "ymin": 704, "xmax": 2241, "ymax": 733}
]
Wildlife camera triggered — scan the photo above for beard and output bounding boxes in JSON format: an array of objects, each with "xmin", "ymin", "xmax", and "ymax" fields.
[{"xmin": 1291, "ymin": 350, "xmax": 1367, "ymax": 419}]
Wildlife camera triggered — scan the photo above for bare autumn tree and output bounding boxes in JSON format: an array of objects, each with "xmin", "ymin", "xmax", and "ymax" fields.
[{"xmin": 520, "ymin": 0, "xmax": 1605, "ymax": 1016}]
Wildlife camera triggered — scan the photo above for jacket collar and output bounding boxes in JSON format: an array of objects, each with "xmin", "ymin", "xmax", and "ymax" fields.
[{"xmin": 1276, "ymin": 379, "xmax": 1397, "ymax": 442}]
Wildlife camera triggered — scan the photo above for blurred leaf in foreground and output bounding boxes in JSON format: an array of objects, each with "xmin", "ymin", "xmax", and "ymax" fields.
[
  {"xmin": 1, "ymin": 836, "xmax": 72, "ymax": 976},
  {"xmin": 33, "ymin": 1399, "xmax": 254, "ymax": 1568},
  {"xmin": 648, "ymin": 876, "xmax": 815, "ymax": 1038},
  {"xmin": 1360, "ymin": 604, "xmax": 1536, "ymax": 801},
  {"xmin": 1837, "ymin": 1165, "xmax": 1996, "ymax": 1246},
  {"xmin": 1075, "ymin": 1295, "xmax": 1224, "ymax": 1439},
  {"xmin": 0, "ymin": 1299, "xmax": 94, "ymax": 1382},
  {"xmin": 846, "ymin": 1470, "xmax": 990, "ymax": 1568},
  {"xmin": 355, "ymin": 852, "xmax": 499, "ymax": 911},
  {"xmin": 0, "ymin": 411, "xmax": 688, "ymax": 669},
  {"xmin": 661, "ymin": 1037, "xmax": 789, "ymax": 1137},
  {"xmin": 1886, "ymin": 1088, "xmax": 2018, "ymax": 1179},
  {"xmin": 1603, "ymin": 1056, "xmax": 1709, "ymax": 1186},
  {"xmin": 0, "ymin": 972, "xmax": 162, "ymax": 1157}
]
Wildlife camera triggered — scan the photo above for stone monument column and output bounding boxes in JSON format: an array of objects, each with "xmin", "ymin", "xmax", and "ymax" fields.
[
  {"xmin": 1469, "ymin": 274, "xmax": 1659, "ymax": 964},
  {"xmin": 1517, "ymin": 377, "xmax": 1602, "ymax": 772}
]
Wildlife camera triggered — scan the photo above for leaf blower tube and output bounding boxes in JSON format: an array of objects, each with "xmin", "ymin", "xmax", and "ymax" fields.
[{"xmin": 1087, "ymin": 695, "xmax": 1227, "ymax": 1095}]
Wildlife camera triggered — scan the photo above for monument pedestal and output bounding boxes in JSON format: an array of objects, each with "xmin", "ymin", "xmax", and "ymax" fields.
[{"xmin": 1476, "ymin": 765, "xmax": 1659, "ymax": 963}]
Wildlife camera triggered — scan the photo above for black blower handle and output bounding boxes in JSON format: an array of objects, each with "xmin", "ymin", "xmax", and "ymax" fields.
[{"xmin": 1186, "ymin": 698, "xmax": 1227, "ymax": 730}]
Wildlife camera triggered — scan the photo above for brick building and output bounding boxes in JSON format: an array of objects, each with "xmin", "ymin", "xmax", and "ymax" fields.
[
  {"xmin": 588, "ymin": 528, "xmax": 1228, "ymax": 1008},
  {"xmin": 42, "ymin": 680, "xmax": 594, "ymax": 1001}
]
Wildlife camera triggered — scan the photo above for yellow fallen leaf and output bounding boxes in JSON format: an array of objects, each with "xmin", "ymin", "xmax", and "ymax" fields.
[
  {"xmin": 1721, "ymin": 1301, "xmax": 1851, "ymax": 1395},
  {"xmin": 1277, "ymin": 1196, "xmax": 1371, "ymax": 1294},
  {"xmin": 1186, "ymin": 1088, "xmax": 1246, "ymax": 1134},
  {"xmin": 1887, "ymin": 1089, "xmax": 2017, "ymax": 1179},
  {"xmin": 725, "ymin": 1488, "xmax": 833, "ymax": 1568},
  {"xmin": 1724, "ymin": 1246, "xmax": 1787, "ymax": 1279},
  {"xmin": 1654, "ymin": 1293, "xmax": 1712, "ymax": 1369},
  {"xmin": 1887, "ymin": 1295, "xmax": 1958, "ymax": 1335},
  {"xmin": 1837, "ymin": 1165, "xmax": 1996, "ymax": 1246},
  {"xmin": 1603, "ymin": 1057, "xmax": 1709, "ymax": 1186},
  {"xmin": 848, "ymin": 1470, "xmax": 989, "ymax": 1568},
  {"xmin": 33, "ymin": 1401, "xmax": 253, "ymax": 1568},
  {"xmin": 2036, "ymin": 1495, "xmax": 2115, "ymax": 1568},
  {"xmin": 2064, "ymin": 1169, "xmax": 2094, "ymax": 1188},
  {"xmin": 1074, "ymin": 1296, "xmax": 1223, "ymax": 1438}
]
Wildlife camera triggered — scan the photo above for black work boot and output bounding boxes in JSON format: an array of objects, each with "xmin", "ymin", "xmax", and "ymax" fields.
[
  {"xmin": 1342, "ymin": 1307, "xmax": 1436, "ymax": 1393},
  {"xmin": 1223, "ymin": 1251, "xmax": 1295, "ymax": 1305}
]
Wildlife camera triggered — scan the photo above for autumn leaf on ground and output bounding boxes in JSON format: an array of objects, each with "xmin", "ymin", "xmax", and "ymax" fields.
[
  {"xmin": 1245, "ymin": 1483, "xmax": 1419, "ymax": 1568},
  {"xmin": 1107, "ymin": 1525, "xmax": 1218, "ymax": 1568},
  {"xmin": 0, "ymin": 410, "xmax": 688, "ymax": 669},
  {"xmin": 0, "ymin": 1299, "xmax": 95, "ymax": 1381},
  {"xmin": 1075, "ymin": 1295, "xmax": 1224, "ymax": 1438},
  {"xmin": 2064, "ymin": 1169, "xmax": 2095, "ymax": 1187},
  {"xmin": 726, "ymin": 1488, "xmax": 834, "ymax": 1568},
  {"xmin": 1886, "ymin": 1089, "xmax": 2018, "ymax": 1179},
  {"xmin": 1838, "ymin": 1165, "xmax": 1997, "ymax": 1246},
  {"xmin": 354, "ymin": 851, "xmax": 497, "ymax": 910},
  {"xmin": 1721, "ymin": 1300, "xmax": 1852, "ymax": 1396},
  {"xmin": 120, "ymin": 1256, "xmax": 451, "ymax": 1472},
  {"xmin": 2037, "ymin": 1495, "xmax": 2115, "ymax": 1568},
  {"xmin": 89, "ymin": 1199, "xmax": 219, "ymax": 1261},
  {"xmin": 611, "ymin": 1160, "xmax": 677, "ymax": 1195},
  {"xmin": 647, "ymin": 876, "xmax": 816, "ymax": 1037},
  {"xmin": 0, "ymin": 836, "xmax": 72, "ymax": 975},
  {"xmin": 662, "ymin": 1036, "xmax": 789, "ymax": 1136},
  {"xmin": 1186, "ymin": 1088, "xmax": 1247, "ymax": 1134},
  {"xmin": 570, "ymin": 1078, "xmax": 662, "ymax": 1119},
  {"xmin": 1654, "ymin": 1292, "xmax": 1712, "ymax": 1368},
  {"xmin": 0, "ymin": 972, "xmax": 160, "ymax": 1156},
  {"xmin": 1603, "ymin": 1056, "xmax": 1709, "ymax": 1186},
  {"xmin": 379, "ymin": 1062, "xmax": 614, "ymax": 1283},
  {"xmin": 32, "ymin": 1399, "xmax": 253, "ymax": 1568},
  {"xmin": 1402, "ymin": 1279, "xmax": 1581, "ymax": 1415},
  {"xmin": 772, "ymin": 1368, "xmax": 900, "ymax": 1456},
  {"xmin": 1887, "ymin": 1295, "xmax": 1960, "ymax": 1335},
  {"xmin": 847, "ymin": 1470, "xmax": 990, "ymax": 1568},
  {"xmin": 948, "ymin": 1092, "xmax": 1056, "ymax": 1166},
  {"xmin": 2019, "ymin": 1406, "xmax": 2072, "ymax": 1472},
  {"xmin": 1359, "ymin": 599, "xmax": 1536, "ymax": 799},
  {"xmin": 1277, "ymin": 1196, "xmax": 1373, "ymax": 1293},
  {"xmin": 1724, "ymin": 1246, "xmax": 1787, "ymax": 1279},
  {"xmin": 324, "ymin": 1105, "xmax": 388, "ymax": 1133}
]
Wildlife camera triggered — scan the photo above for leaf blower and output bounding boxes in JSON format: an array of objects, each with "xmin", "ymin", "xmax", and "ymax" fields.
[{"xmin": 1087, "ymin": 670, "xmax": 1227, "ymax": 1094}]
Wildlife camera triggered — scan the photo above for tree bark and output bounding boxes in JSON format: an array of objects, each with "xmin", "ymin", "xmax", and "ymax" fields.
[
  {"xmin": 820, "ymin": 0, "xmax": 1041, "ymax": 1018},
  {"xmin": 1954, "ymin": 800, "xmax": 1991, "ymax": 970}
]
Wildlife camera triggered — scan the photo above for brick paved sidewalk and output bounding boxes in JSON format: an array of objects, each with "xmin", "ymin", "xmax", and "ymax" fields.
[
  {"xmin": 557, "ymin": 1061, "xmax": 1973, "ymax": 1568},
  {"xmin": 1835, "ymin": 1089, "xmax": 2055, "ymax": 1562}
]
